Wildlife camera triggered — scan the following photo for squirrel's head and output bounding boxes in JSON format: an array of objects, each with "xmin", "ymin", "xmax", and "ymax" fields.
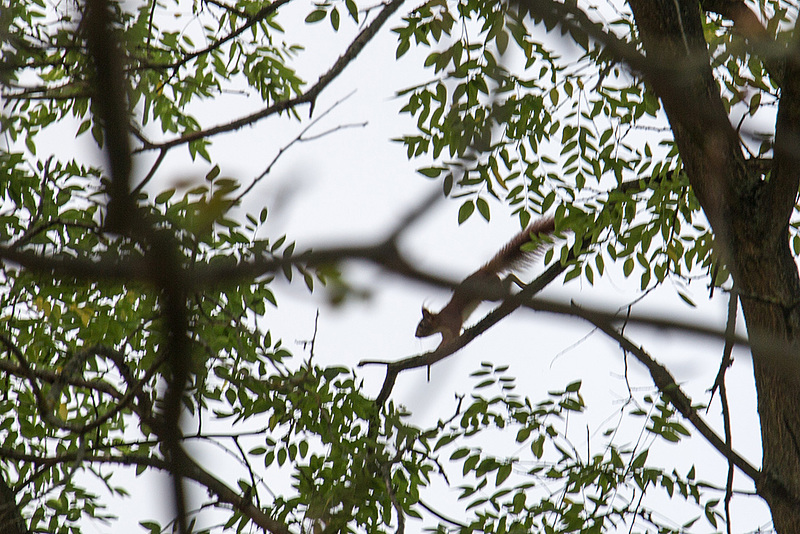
[{"xmin": 415, "ymin": 307, "xmax": 436, "ymax": 338}]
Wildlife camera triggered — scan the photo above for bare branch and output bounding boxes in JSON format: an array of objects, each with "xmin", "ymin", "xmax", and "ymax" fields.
[
  {"xmin": 132, "ymin": 148, "xmax": 167, "ymax": 195},
  {"xmin": 416, "ymin": 499, "xmax": 467, "ymax": 529},
  {"xmin": 710, "ymin": 291, "xmax": 740, "ymax": 402},
  {"xmin": 710, "ymin": 290, "xmax": 739, "ymax": 533},
  {"xmin": 522, "ymin": 295, "xmax": 749, "ymax": 348},
  {"xmin": 575, "ymin": 304, "xmax": 761, "ymax": 484},
  {"xmin": 235, "ymin": 91, "xmax": 364, "ymax": 203}
]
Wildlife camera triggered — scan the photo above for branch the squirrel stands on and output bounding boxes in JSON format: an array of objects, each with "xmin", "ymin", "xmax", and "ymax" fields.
[{"xmin": 415, "ymin": 215, "xmax": 560, "ymax": 348}]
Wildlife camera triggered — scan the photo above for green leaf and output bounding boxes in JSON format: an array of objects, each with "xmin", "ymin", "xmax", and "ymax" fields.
[
  {"xmin": 476, "ymin": 197, "xmax": 490, "ymax": 221},
  {"xmin": 25, "ymin": 135, "xmax": 36, "ymax": 155},
  {"xmin": 205, "ymin": 164, "xmax": 221, "ymax": 181},
  {"xmin": 623, "ymin": 257, "xmax": 634, "ymax": 277},
  {"xmin": 443, "ymin": 173, "xmax": 453, "ymax": 195},
  {"xmin": 496, "ymin": 30, "xmax": 509, "ymax": 54},
  {"xmin": 531, "ymin": 435, "xmax": 545, "ymax": 459},
  {"xmin": 749, "ymin": 92, "xmax": 761, "ymax": 116},
  {"xmin": 139, "ymin": 521, "xmax": 161, "ymax": 534},
  {"xmin": 76, "ymin": 120, "xmax": 91, "ymax": 136},
  {"xmin": 396, "ymin": 39, "xmax": 410, "ymax": 58},
  {"xmin": 305, "ymin": 9, "xmax": 326, "ymax": 23},
  {"xmin": 155, "ymin": 189, "xmax": 175, "ymax": 205},
  {"xmin": 564, "ymin": 266, "xmax": 581, "ymax": 283},
  {"xmin": 330, "ymin": 7, "xmax": 340, "ymax": 31},
  {"xmin": 458, "ymin": 200, "xmax": 475, "ymax": 224},
  {"xmin": 496, "ymin": 463, "xmax": 512, "ymax": 485},
  {"xmin": 678, "ymin": 291, "xmax": 696, "ymax": 307},
  {"xmin": 549, "ymin": 87, "xmax": 559, "ymax": 106},
  {"xmin": 418, "ymin": 166, "xmax": 443, "ymax": 178},
  {"xmin": 345, "ymin": 0, "xmax": 358, "ymax": 21},
  {"xmin": 451, "ymin": 448, "xmax": 470, "ymax": 460}
]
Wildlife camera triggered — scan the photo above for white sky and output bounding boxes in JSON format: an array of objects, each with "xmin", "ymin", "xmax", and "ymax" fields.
[{"xmin": 13, "ymin": 0, "xmax": 778, "ymax": 531}]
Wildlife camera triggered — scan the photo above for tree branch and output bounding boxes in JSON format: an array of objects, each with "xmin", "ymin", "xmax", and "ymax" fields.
[
  {"xmin": 135, "ymin": 0, "xmax": 405, "ymax": 154},
  {"xmin": 363, "ymin": 258, "xmax": 569, "ymax": 405},
  {"xmin": 84, "ymin": 0, "xmax": 135, "ymax": 233},
  {"xmin": 0, "ymin": 446, "xmax": 292, "ymax": 534},
  {"xmin": 134, "ymin": 0, "xmax": 295, "ymax": 73},
  {"xmin": 0, "ymin": 338, "xmax": 164, "ymax": 436},
  {"xmin": 514, "ymin": 0, "xmax": 748, "ymax": 243},
  {"xmin": 575, "ymin": 304, "xmax": 761, "ymax": 483},
  {"xmin": 701, "ymin": 0, "xmax": 783, "ymax": 86},
  {"xmin": 145, "ymin": 229, "xmax": 192, "ymax": 534},
  {"xmin": 234, "ymin": 91, "xmax": 364, "ymax": 204}
]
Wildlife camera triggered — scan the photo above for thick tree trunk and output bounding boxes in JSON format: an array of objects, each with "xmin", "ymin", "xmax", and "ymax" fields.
[
  {"xmin": 734, "ymin": 225, "xmax": 800, "ymax": 532},
  {"xmin": 627, "ymin": 0, "xmax": 800, "ymax": 531}
]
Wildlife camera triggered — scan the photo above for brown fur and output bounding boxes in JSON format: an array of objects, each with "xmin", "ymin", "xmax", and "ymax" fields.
[{"xmin": 415, "ymin": 216, "xmax": 557, "ymax": 347}]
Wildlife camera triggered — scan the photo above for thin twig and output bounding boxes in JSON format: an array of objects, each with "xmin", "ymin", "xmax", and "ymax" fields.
[
  {"xmin": 709, "ymin": 290, "xmax": 739, "ymax": 405},
  {"xmin": 381, "ymin": 465, "xmax": 405, "ymax": 534},
  {"xmin": 132, "ymin": 148, "xmax": 167, "ymax": 195},
  {"xmin": 717, "ymin": 290, "xmax": 739, "ymax": 534},
  {"xmin": 416, "ymin": 499, "xmax": 468, "ymax": 528},
  {"xmin": 234, "ymin": 91, "xmax": 362, "ymax": 203}
]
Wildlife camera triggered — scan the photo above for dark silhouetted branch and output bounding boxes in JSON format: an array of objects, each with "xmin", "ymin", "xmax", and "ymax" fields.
[{"xmin": 84, "ymin": 0, "xmax": 135, "ymax": 233}]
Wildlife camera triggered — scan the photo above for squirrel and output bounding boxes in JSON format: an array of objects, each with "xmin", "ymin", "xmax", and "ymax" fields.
[{"xmin": 415, "ymin": 215, "xmax": 558, "ymax": 348}]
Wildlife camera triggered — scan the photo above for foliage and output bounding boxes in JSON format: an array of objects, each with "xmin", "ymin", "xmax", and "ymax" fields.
[
  {"xmin": 0, "ymin": 0, "xmax": 789, "ymax": 532},
  {"xmin": 393, "ymin": 0, "xmax": 795, "ymax": 295}
]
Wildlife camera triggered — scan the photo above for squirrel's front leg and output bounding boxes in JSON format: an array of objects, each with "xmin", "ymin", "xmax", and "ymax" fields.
[{"xmin": 502, "ymin": 273, "xmax": 527, "ymax": 293}]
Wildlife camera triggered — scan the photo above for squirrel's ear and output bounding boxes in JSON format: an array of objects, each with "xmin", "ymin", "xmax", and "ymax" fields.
[{"xmin": 421, "ymin": 307, "xmax": 432, "ymax": 318}]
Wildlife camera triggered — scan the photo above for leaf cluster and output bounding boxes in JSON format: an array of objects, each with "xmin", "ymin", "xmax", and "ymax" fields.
[{"xmin": 426, "ymin": 363, "xmax": 723, "ymax": 533}]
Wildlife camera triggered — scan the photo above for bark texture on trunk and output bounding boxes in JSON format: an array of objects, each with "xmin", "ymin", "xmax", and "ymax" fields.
[{"xmin": 627, "ymin": 0, "xmax": 800, "ymax": 531}]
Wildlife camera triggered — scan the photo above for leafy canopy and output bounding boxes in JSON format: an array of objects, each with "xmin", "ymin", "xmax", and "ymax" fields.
[{"xmin": 0, "ymin": 0, "xmax": 785, "ymax": 532}]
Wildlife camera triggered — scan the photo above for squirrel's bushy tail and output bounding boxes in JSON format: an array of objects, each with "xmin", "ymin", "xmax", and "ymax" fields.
[{"xmin": 482, "ymin": 215, "xmax": 557, "ymax": 274}]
